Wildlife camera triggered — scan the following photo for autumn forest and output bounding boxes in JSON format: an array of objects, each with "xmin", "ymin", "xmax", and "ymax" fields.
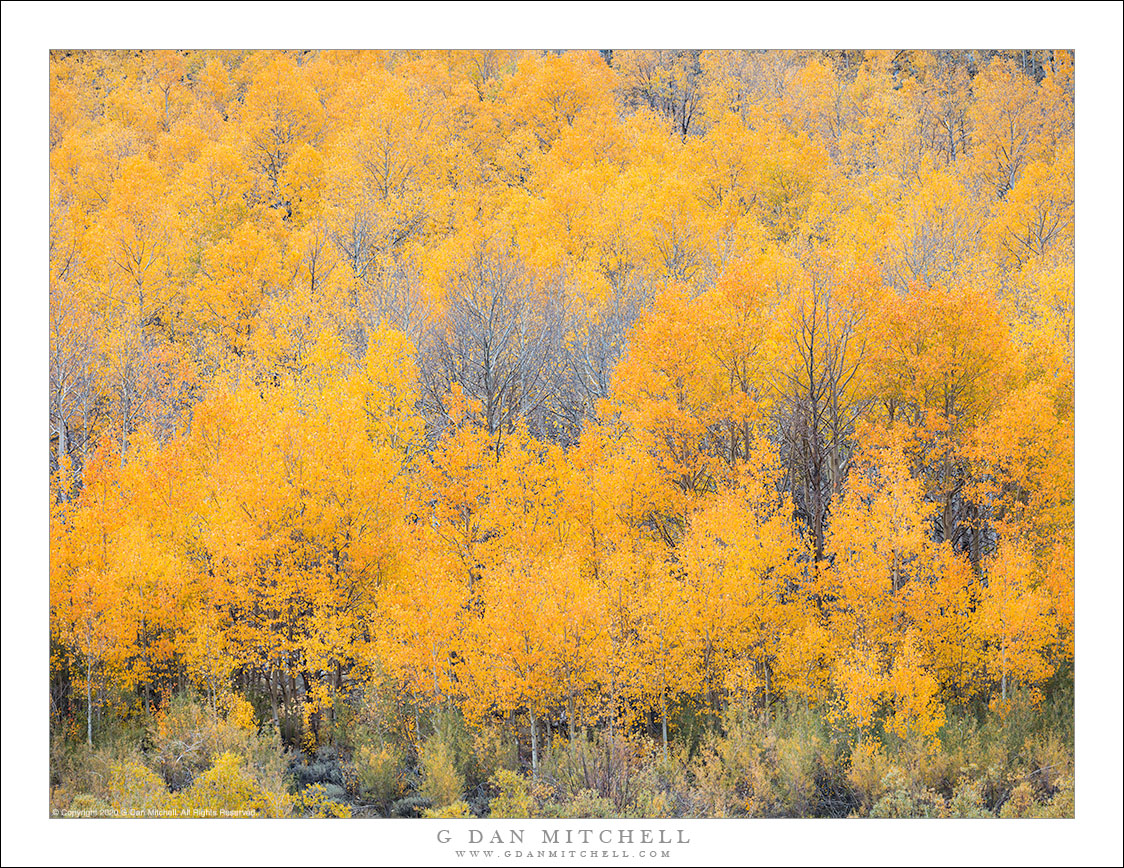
[{"xmin": 49, "ymin": 49, "xmax": 1074, "ymax": 819}]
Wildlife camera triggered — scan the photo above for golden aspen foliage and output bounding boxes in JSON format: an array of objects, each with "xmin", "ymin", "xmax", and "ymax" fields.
[
  {"xmin": 974, "ymin": 538, "xmax": 1060, "ymax": 705},
  {"xmin": 47, "ymin": 50, "xmax": 1074, "ymax": 819},
  {"xmin": 821, "ymin": 438, "xmax": 952, "ymax": 741},
  {"xmin": 681, "ymin": 438, "xmax": 804, "ymax": 710}
]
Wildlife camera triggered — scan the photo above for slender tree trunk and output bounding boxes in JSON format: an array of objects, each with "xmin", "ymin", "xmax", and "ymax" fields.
[
  {"xmin": 661, "ymin": 688, "xmax": 668, "ymax": 764},
  {"xmin": 660, "ymin": 635, "xmax": 669, "ymax": 763},
  {"xmin": 567, "ymin": 682, "xmax": 576, "ymax": 764},
  {"xmin": 970, "ymin": 503, "xmax": 982, "ymax": 574},
  {"xmin": 268, "ymin": 669, "xmax": 281, "ymax": 727},
  {"xmin": 86, "ymin": 656, "xmax": 93, "ymax": 748},
  {"xmin": 1001, "ymin": 643, "xmax": 1008, "ymax": 701},
  {"xmin": 326, "ymin": 660, "xmax": 342, "ymax": 732},
  {"xmin": 529, "ymin": 708, "xmax": 539, "ymax": 777},
  {"xmin": 764, "ymin": 661, "xmax": 771, "ymax": 728},
  {"xmin": 57, "ymin": 389, "xmax": 69, "ymax": 500},
  {"xmin": 120, "ymin": 383, "xmax": 130, "ymax": 465},
  {"xmin": 283, "ymin": 670, "xmax": 295, "ymax": 723}
]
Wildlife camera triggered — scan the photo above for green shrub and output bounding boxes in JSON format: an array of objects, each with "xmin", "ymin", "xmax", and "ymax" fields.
[
  {"xmin": 419, "ymin": 735, "xmax": 464, "ymax": 808},
  {"xmin": 687, "ymin": 744, "xmax": 735, "ymax": 817},
  {"xmin": 108, "ymin": 759, "xmax": 174, "ymax": 814},
  {"xmin": 488, "ymin": 768, "xmax": 534, "ymax": 818},
  {"xmin": 998, "ymin": 781, "xmax": 1037, "ymax": 818},
  {"xmin": 149, "ymin": 691, "xmax": 283, "ymax": 791},
  {"xmin": 389, "ymin": 794, "xmax": 432, "ymax": 817},
  {"xmin": 50, "ymin": 732, "xmax": 148, "ymax": 814},
  {"xmin": 946, "ymin": 779, "xmax": 991, "ymax": 818},
  {"xmin": 466, "ymin": 718, "xmax": 520, "ymax": 790},
  {"xmin": 1016, "ymin": 730, "xmax": 1071, "ymax": 801},
  {"xmin": 1026, "ymin": 778, "xmax": 1074, "ymax": 818},
  {"xmin": 423, "ymin": 800, "xmax": 473, "ymax": 818},
  {"xmin": 294, "ymin": 782, "xmax": 351, "ymax": 818},
  {"xmin": 538, "ymin": 729, "xmax": 633, "ymax": 808},
  {"xmin": 354, "ymin": 742, "xmax": 405, "ymax": 808},
  {"xmin": 622, "ymin": 754, "xmax": 682, "ymax": 818},
  {"xmin": 175, "ymin": 751, "xmax": 292, "ymax": 817},
  {"xmin": 848, "ymin": 740, "xmax": 895, "ymax": 815},
  {"xmin": 868, "ymin": 768, "xmax": 943, "ymax": 818},
  {"xmin": 543, "ymin": 788, "xmax": 616, "ymax": 818},
  {"xmin": 696, "ymin": 702, "xmax": 848, "ymax": 818},
  {"xmin": 47, "ymin": 668, "xmax": 1073, "ymax": 820},
  {"xmin": 63, "ymin": 794, "xmax": 111, "ymax": 817},
  {"xmin": 291, "ymin": 745, "xmax": 346, "ymax": 789}
]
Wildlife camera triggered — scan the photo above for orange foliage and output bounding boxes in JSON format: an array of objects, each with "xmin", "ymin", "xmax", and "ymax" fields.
[{"xmin": 49, "ymin": 49, "xmax": 1072, "ymax": 758}]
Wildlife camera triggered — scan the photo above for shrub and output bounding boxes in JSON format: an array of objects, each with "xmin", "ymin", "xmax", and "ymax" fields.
[
  {"xmin": 49, "ymin": 733, "xmax": 151, "ymax": 815},
  {"xmin": 107, "ymin": 759, "xmax": 174, "ymax": 814},
  {"xmin": 1027, "ymin": 777, "xmax": 1074, "ymax": 818},
  {"xmin": 998, "ymin": 781, "xmax": 1037, "ymax": 818},
  {"xmin": 389, "ymin": 794, "xmax": 432, "ymax": 817},
  {"xmin": 770, "ymin": 732, "xmax": 824, "ymax": 816},
  {"xmin": 354, "ymin": 742, "xmax": 405, "ymax": 808},
  {"xmin": 419, "ymin": 736, "xmax": 464, "ymax": 808},
  {"xmin": 538, "ymin": 729, "xmax": 632, "ymax": 808},
  {"xmin": 622, "ymin": 754, "xmax": 681, "ymax": 819},
  {"xmin": 488, "ymin": 768, "xmax": 534, "ymax": 818},
  {"xmin": 946, "ymin": 779, "xmax": 991, "ymax": 818},
  {"xmin": 466, "ymin": 719, "xmax": 519, "ymax": 790},
  {"xmin": 291, "ymin": 746, "xmax": 346, "ymax": 789},
  {"xmin": 868, "ymin": 768, "xmax": 943, "ymax": 818},
  {"xmin": 541, "ymin": 788, "xmax": 616, "ymax": 818},
  {"xmin": 423, "ymin": 800, "xmax": 473, "ymax": 818},
  {"xmin": 149, "ymin": 691, "xmax": 278, "ymax": 791},
  {"xmin": 64, "ymin": 794, "xmax": 112, "ymax": 817},
  {"xmin": 175, "ymin": 751, "xmax": 292, "ymax": 818},
  {"xmin": 698, "ymin": 702, "xmax": 848, "ymax": 818},
  {"xmin": 294, "ymin": 783, "xmax": 352, "ymax": 818},
  {"xmin": 687, "ymin": 744, "xmax": 735, "ymax": 817},
  {"xmin": 1016, "ymin": 730, "xmax": 1071, "ymax": 801}
]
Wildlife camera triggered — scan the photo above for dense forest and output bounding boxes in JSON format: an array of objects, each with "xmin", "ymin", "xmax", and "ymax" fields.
[{"xmin": 49, "ymin": 49, "xmax": 1074, "ymax": 819}]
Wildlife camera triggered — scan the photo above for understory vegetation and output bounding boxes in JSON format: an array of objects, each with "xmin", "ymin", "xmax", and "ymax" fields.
[{"xmin": 51, "ymin": 677, "xmax": 1072, "ymax": 819}]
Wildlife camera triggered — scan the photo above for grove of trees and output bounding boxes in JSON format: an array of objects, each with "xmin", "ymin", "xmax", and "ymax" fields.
[{"xmin": 48, "ymin": 48, "xmax": 1074, "ymax": 819}]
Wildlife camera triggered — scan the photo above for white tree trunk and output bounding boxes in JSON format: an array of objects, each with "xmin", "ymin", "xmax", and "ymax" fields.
[{"xmin": 529, "ymin": 709, "xmax": 539, "ymax": 777}]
